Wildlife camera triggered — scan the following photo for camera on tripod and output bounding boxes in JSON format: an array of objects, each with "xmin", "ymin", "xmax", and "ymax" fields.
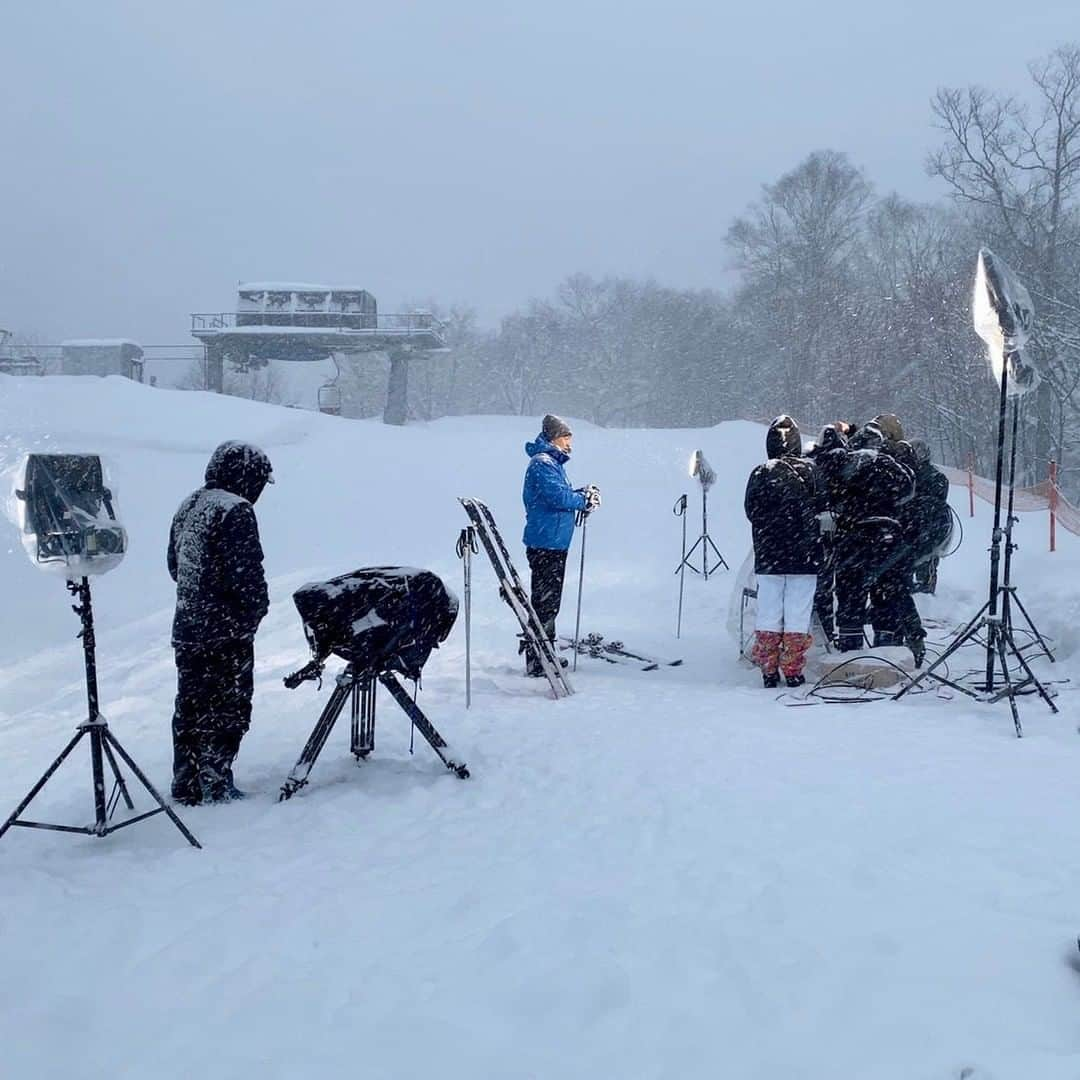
[
  {"xmin": 14, "ymin": 454, "xmax": 127, "ymax": 575},
  {"xmin": 279, "ymin": 567, "xmax": 469, "ymax": 799}
]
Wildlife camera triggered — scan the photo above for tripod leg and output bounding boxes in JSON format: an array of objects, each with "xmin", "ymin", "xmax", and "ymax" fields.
[
  {"xmin": 992, "ymin": 628, "xmax": 1023, "ymax": 738},
  {"xmin": 88, "ymin": 726, "xmax": 110, "ymax": 835},
  {"xmin": 1001, "ymin": 623, "xmax": 1059, "ymax": 716},
  {"xmin": 102, "ymin": 729, "xmax": 202, "ymax": 847},
  {"xmin": 101, "ymin": 733, "xmax": 136, "ymax": 813},
  {"xmin": 378, "ymin": 673, "xmax": 469, "ymax": 779},
  {"xmin": 678, "ymin": 536, "xmax": 705, "ymax": 576},
  {"xmin": 0, "ymin": 728, "xmax": 87, "ymax": 841},
  {"xmin": 705, "ymin": 535, "xmax": 729, "ymax": 570},
  {"xmin": 280, "ymin": 678, "xmax": 351, "ymax": 799},
  {"xmin": 1010, "ymin": 591, "xmax": 1056, "ymax": 663},
  {"xmin": 350, "ymin": 676, "xmax": 360, "ymax": 757},
  {"xmin": 894, "ymin": 602, "xmax": 991, "ymax": 700}
]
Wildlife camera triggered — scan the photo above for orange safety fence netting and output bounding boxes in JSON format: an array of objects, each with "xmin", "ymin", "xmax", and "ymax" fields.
[{"xmin": 939, "ymin": 465, "xmax": 1080, "ymax": 540}]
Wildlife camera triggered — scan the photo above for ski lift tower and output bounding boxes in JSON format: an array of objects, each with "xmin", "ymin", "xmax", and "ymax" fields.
[{"xmin": 190, "ymin": 284, "xmax": 446, "ymax": 424}]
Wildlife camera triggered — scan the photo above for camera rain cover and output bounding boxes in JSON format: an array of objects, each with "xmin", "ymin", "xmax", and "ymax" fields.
[
  {"xmin": 293, "ymin": 567, "xmax": 458, "ymax": 680},
  {"xmin": 973, "ymin": 247, "xmax": 1038, "ymax": 396},
  {"xmin": 12, "ymin": 453, "xmax": 128, "ymax": 577}
]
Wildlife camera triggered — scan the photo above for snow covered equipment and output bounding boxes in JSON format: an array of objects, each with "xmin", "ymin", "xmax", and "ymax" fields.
[
  {"xmin": 456, "ymin": 527, "xmax": 479, "ymax": 708},
  {"xmin": 279, "ymin": 567, "xmax": 468, "ymax": 800},
  {"xmin": 897, "ymin": 250, "xmax": 1055, "ymax": 735},
  {"xmin": 0, "ymin": 576, "xmax": 200, "ymax": 849},
  {"xmin": 676, "ymin": 450, "xmax": 728, "ymax": 580},
  {"xmin": 460, "ymin": 498, "xmax": 573, "ymax": 699},
  {"xmin": 13, "ymin": 454, "xmax": 127, "ymax": 577}
]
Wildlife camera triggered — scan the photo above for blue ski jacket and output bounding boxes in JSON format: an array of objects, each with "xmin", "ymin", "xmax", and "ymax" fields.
[{"xmin": 522, "ymin": 435, "xmax": 587, "ymax": 551}]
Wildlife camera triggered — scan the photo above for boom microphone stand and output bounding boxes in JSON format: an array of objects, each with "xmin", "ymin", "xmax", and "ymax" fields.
[
  {"xmin": 0, "ymin": 578, "xmax": 201, "ymax": 846},
  {"xmin": 676, "ymin": 450, "xmax": 728, "ymax": 580}
]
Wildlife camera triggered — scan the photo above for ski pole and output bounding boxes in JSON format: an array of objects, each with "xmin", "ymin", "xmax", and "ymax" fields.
[
  {"xmin": 674, "ymin": 494, "xmax": 688, "ymax": 638},
  {"xmin": 572, "ymin": 510, "xmax": 589, "ymax": 672},
  {"xmin": 456, "ymin": 527, "xmax": 478, "ymax": 707}
]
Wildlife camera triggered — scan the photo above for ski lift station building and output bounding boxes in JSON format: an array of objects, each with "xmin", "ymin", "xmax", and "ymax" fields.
[{"xmin": 190, "ymin": 283, "xmax": 446, "ymax": 424}]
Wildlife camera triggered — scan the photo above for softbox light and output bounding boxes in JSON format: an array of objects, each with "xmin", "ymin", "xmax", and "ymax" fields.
[{"xmin": 973, "ymin": 247, "xmax": 1038, "ymax": 396}]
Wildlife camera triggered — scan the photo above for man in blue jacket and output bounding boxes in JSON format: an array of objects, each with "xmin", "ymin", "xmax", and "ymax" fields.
[{"xmin": 522, "ymin": 414, "xmax": 600, "ymax": 676}]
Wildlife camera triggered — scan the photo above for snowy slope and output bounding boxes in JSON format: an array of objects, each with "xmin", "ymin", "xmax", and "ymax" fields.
[{"xmin": 2, "ymin": 375, "xmax": 1080, "ymax": 1080}]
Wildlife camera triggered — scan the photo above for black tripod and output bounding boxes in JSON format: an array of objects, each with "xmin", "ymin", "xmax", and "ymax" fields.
[
  {"xmin": 674, "ymin": 485, "xmax": 728, "ymax": 579},
  {"xmin": 279, "ymin": 662, "xmax": 470, "ymax": 800},
  {"xmin": 0, "ymin": 578, "xmax": 201, "ymax": 846},
  {"xmin": 895, "ymin": 362, "xmax": 1057, "ymax": 735}
]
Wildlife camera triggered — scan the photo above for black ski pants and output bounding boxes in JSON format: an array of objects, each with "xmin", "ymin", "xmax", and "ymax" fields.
[
  {"xmin": 870, "ymin": 557, "xmax": 924, "ymax": 645},
  {"xmin": 525, "ymin": 547, "xmax": 568, "ymax": 668},
  {"xmin": 172, "ymin": 638, "xmax": 254, "ymax": 803}
]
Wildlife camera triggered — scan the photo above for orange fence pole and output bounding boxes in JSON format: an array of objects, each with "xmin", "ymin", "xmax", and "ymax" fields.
[
  {"xmin": 1049, "ymin": 459, "xmax": 1058, "ymax": 553},
  {"xmin": 968, "ymin": 454, "xmax": 975, "ymax": 518}
]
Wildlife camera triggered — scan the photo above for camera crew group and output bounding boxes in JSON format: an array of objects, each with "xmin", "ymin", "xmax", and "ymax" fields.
[
  {"xmin": 745, "ymin": 413, "xmax": 951, "ymax": 690},
  {"xmin": 164, "ymin": 412, "xmax": 945, "ymax": 805}
]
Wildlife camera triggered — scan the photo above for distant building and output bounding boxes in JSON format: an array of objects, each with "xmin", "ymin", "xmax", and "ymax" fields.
[
  {"xmin": 191, "ymin": 283, "xmax": 445, "ymax": 425},
  {"xmin": 61, "ymin": 339, "xmax": 145, "ymax": 381},
  {"xmin": 0, "ymin": 329, "xmax": 42, "ymax": 376}
]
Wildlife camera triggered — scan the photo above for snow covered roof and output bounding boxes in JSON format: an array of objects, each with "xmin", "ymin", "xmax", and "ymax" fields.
[
  {"xmin": 61, "ymin": 338, "xmax": 142, "ymax": 349},
  {"xmin": 238, "ymin": 282, "xmax": 373, "ymax": 294}
]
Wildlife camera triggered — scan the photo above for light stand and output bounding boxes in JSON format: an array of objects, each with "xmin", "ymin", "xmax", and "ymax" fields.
[
  {"xmin": 675, "ymin": 450, "xmax": 728, "ymax": 580},
  {"xmin": 998, "ymin": 401, "xmax": 1054, "ymax": 665},
  {"xmin": 0, "ymin": 578, "xmax": 201, "ymax": 846},
  {"xmin": 895, "ymin": 356, "xmax": 1056, "ymax": 735}
]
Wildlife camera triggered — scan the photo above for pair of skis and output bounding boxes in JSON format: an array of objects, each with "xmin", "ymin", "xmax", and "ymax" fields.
[
  {"xmin": 459, "ymin": 498, "xmax": 574, "ymax": 699},
  {"xmin": 561, "ymin": 632, "xmax": 683, "ymax": 672}
]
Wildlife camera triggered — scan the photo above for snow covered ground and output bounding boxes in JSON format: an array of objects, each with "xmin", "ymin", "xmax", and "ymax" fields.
[{"xmin": 2, "ymin": 374, "xmax": 1080, "ymax": 1079}]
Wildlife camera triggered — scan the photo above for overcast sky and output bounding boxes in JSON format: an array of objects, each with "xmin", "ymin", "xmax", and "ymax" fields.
[{"xmin": 1, "ymin": 0, "xmax": 1077, "ymax": 344}]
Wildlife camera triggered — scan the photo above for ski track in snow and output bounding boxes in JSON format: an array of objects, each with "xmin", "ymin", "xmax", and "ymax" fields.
[{"xmin": 2, "ymin": 376, "xmax": 1080, "ymax": 1079}]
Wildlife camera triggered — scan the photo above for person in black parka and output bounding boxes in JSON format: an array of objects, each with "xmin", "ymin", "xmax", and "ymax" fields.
[
  {"xmin": 805, "ymin": 424, "xmax": 851, "ymax": 642},
  {"xmin": 167, "ymin": 441, "xmax": 272, "ymax": 804},
  {"xmin": 832, "ymin": 423, "xmax": 922, "ymax": 659},
  {"xmin": 744, "ymin": 415, "xmax": 826, "ymax": 688},
  {"xmin": 905, "ymin": 438, "xmax": 952, "ymax": 594}
]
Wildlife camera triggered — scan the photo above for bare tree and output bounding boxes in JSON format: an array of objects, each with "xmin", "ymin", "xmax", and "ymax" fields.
[
  {"xmin": 726, "ymin": 150, "xmax": 874, "ymax": 417},
  {"xmin": 928, "ymin": 45, "xmax": 1080, "ymax": 481}
]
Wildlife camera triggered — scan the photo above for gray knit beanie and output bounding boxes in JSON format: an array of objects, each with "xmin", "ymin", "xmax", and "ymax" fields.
[{"xmin": 542, "ymin": 414, "xmax": 572, "ymax": 441}]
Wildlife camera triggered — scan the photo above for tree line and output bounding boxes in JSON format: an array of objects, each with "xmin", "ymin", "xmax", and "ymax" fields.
[{"xmin": 224, "ymin": 46, "xmax": 1080, "ymax": 492}]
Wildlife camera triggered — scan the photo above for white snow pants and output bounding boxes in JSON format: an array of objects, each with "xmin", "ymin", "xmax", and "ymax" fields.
[{"xmin": 755, "ymin": 574, "xmax": 817, "ymax": 635}]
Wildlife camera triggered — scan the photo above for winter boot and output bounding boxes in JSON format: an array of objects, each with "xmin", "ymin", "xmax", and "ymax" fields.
[
  {"xmin": 785, "ymin": 674, "xmax": 806, "ymax": 688},
  {"xmin": 907, "ymin": 634, "xmax": 927, "ymax": 668},
  {"xmin": 873, "ymin": 630, "xmax": 902, "ymax": 648},
  {"xmin": 779, "ymin": 632, "xmax": 813, "ymax": 682},
  {"xmin": 762, "ymin": 671, "xmax": 780, "ymax": 689},
  {"xmin": 836, "ymin": 627, "xmax": 865, "ymax": 653}
]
